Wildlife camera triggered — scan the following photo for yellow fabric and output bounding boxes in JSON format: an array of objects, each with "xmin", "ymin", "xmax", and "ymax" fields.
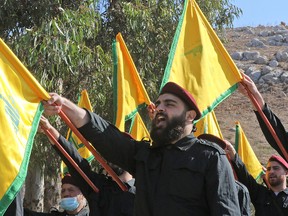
[
  {"xmin": 161, "ymin": 0, "xmax": 242, "ymax": 119},
  {"xmin": 129, "ymin": 112, "xmax": 150, "ymax": 141},
  {"xmin": 235, "ymin": 121, "xmax": 264, "ymax": 181},
  {"xmin": 113, "ymin": 33, "xmax": 151, "ymax": 131},
  {"xmin": 0, "ymin": 38, "xmax": 50, "ymax": 214},
  {"xmin": 61, "ymin": 90, "xmax": 94, "ymax": 175},
  {"xmin": 194, "ymin": 110, "xmax": 223, "ymax": 139}
]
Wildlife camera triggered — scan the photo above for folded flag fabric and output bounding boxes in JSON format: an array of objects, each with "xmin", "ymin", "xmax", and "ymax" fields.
[
  {"xmin": 194, "ymin": 110, "xmax": 223, "ymax": 139},
  {"xmin": 129, "ymin": 112, "xmax": 150, "ymax": 141},
  {"xmin": 161, "ymin": 0, "xmax": 242, "ymax": 120},
  {"xmin": 61, "ymin": 89, "xmax": 95, "ymax": 175},
  {"xmin": 0, "ymin": 38, "xmax": 50, "ymax": 215},
  {"xmin": 235, "ymin": 121, "xmax": 265, "ymax": 181},
  {"xmin": 112, "ymin": 33, "xmax": 151, "ymax": 132}
]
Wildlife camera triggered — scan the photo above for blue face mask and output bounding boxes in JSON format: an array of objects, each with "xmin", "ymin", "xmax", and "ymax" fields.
[{"xmin": 59, "ymin": 197, "xmax": 79, "ymax": 212}]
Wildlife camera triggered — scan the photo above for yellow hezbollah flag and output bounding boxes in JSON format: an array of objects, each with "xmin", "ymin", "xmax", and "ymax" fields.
[
  {"xmin": 160, "ymin": 0, "xmax": 242, "ymax": 119},
  {"xmin": 129, "ymin": 112, "xmax": 150, "ymax": 141},
  {"xmin": 235, "ymin": 121, "xmax": 264, "ymax": 181},
  {"xmin": 194, "ymin": 110, "xmax": 223, "ymax": 139},
  {"xmin": 112, "ymin": 33, "xmax": 151, "ymax": 131},
  {"xmin": 61, "ymin": 90, "xmax": 94, "ymax": 175},
  {"xmin": 0, "ymin": 39, "xmax": 50, "ymax": 215}
]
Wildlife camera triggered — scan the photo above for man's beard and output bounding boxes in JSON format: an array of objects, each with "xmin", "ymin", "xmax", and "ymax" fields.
[
  {"xmin": 150, "ymin": 111, "xmax": 187, "ymax": 147},
  {"xmin": 268, "ymin": 175, "xmax": 283, "ymax": 187}
]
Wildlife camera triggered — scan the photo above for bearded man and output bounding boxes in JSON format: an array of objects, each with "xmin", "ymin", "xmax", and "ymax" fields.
[
  {"xmin": 225, "ymin": 140, "xmax": 288, "ymax": 216},
  {"xmin": 43, "ymin": 82, "xmax": 240, "ymax": 216}
]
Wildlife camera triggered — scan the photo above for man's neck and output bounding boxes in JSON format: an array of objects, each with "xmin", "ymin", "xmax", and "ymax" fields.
[
  {"xmin": 170, "ymin": 127, "xmax": 192, "ymax": 144},
  {"xmin": 271, "ymin": 184, "xmax": 286, "ymax": 193}
]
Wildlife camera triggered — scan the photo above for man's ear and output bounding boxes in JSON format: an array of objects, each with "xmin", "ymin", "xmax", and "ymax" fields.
[{"xmin": 186, "ymin": 110, "xmax": 196, "ymax": 122}]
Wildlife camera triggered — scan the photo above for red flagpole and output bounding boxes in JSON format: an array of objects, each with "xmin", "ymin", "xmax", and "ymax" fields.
[
  {"xmin": 58, "ymin": 110, "xmax": 128, "ymax": 192},
  {"xmin": 42, "ymin": 127, "xmax": 99, "ymax": 193}
]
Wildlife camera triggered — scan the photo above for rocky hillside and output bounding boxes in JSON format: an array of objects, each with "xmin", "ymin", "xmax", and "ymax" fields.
[{"xmin": 214, "ymin": 24, "xmax": 288, "ymax": 163}]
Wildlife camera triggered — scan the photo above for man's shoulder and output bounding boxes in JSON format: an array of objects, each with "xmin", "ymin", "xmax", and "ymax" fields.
[{"xmin": 196, "ymin": 138, "xmax": 226, "ymax": 154}]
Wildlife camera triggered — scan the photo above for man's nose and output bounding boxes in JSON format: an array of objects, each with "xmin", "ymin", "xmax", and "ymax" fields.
[
  {"xmin": 62, "ymin": 191, "xmax": 70, "ymax": 198},
  {"xmin": 155, "ymin": 105, "xmax": 165, "ymax": 113}
]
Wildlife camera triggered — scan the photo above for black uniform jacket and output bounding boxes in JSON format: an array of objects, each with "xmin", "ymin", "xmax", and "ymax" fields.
[
  {"xmin": 55, "ymin": 136, "xmax": 135, "ymax": 216},
  {"xmin": 235, "ymin": 180, "xmax": 251, "ymax": 216},
  {"xmin": 24, "ymin": 205, "xmax": 89, "ymax": 216},
  {"xmin": 232, "ymin": 154, "xmax": 288, "ymax": 216},
  {"xmin": 77, "ymin": 110, "xmax": 241, "ymax": 216},
  {"xmin": 255, "ymin": 103, "xmax": 288, "ymax": 158}
]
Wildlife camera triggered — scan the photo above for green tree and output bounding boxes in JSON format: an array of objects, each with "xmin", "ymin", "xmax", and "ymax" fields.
[
  {"xmin": 0, "ymin": 0, "xmax": 84, "ymax": 40},
  {"xmin": 2, "ymin": 1, "xmax": 113, "ymax": 211}
]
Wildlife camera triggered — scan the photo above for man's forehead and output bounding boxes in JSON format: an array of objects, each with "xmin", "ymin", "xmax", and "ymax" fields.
[
  {"xmin": 156, "ymin": 93, "xmax": 184, "ymax": 103},
  {"xmin": 267, "ymin": 161, "xmax": 283, "ymax": 168},
  {"xmin": 62, "ymin": 183, "xmax": 80, "ymax": 190}
]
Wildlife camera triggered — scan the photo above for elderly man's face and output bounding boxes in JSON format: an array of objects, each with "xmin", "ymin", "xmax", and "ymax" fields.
[
  {"xmin": 150, "ymin": 93, "xmax": 191, "ymax": 146},
  {"xmin": 266, "ymin": 161, "xmax": 288, "ymax": 187},
  {"xmin": 61, "ymin": 183, "xmax": 82, "ymax": 198},
  {"xmin": 61, "ymin": 183, "xmax": 85, "ymax": 213}
]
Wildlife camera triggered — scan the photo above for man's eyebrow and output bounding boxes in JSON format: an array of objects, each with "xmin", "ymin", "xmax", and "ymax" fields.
[
  {"xmin": 163, "ymin": 99, "xmax": 178, "ymax": 104},
  {"xmin": 272, "ymin": 165, "xmax": 281, "ymax": 168},
  {"xmin": 155, "ymin": 98, "xmax": 178, "ymax": 105},
  {"xmin": 267, "ymin": 165, "xmax": 280, "ymax": 169}
]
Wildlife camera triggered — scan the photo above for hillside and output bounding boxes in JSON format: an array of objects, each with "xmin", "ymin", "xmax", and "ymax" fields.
[{"xmin": 215, "ymin": 24, "xmax": 288, "ymax": 163}]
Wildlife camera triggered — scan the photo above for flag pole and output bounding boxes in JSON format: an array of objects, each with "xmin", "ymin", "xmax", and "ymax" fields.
[
  {"xmin": 42, "ymin": 127, "xmax": 99, "ymax": 193},
  {"xmin": 244, "ymin": 86, "xmax": 288, "ymax": 161},
  {"xmin": 59, "ymin": 110, "xmax": 128, "ymax": 191}
]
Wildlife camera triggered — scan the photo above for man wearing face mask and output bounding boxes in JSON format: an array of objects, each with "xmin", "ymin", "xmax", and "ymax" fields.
[
  {"xmin": 24, "ymin": 174, "xmax": 89, "ymax": 216},
  {"xmin": 43, "ymin": 81, "xmax": 240, "ymax": 216},
  {"xmin": 38, "ymin": 115, "xmax": 134, "ymax": 216},
  {"xmin": 59, "ymin": 174, "xmax": 89, "ymax": 215}
]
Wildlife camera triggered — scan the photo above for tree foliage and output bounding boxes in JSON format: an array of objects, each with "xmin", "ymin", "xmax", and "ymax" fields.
[{"xmin": 0, "ymin": 0, "xmax": 85, "ymax": 40}]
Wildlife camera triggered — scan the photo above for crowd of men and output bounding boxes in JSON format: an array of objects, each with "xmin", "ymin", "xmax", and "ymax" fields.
[{"xmin": 4, "ymin": 73, "xmax": 288, "ymax": 216}]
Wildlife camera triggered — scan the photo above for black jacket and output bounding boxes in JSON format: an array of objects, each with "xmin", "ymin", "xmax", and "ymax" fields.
[
  {"xmin": 235, "ymin": 180, "xmax": 251, "ymax": 216},
  {"xmin": 24, "ymin": 205, "xmax": 89, "ymax": 216},
  {"xmin": 77, "ymin": 110, "xmax": 241, "ymax": 216},
  {"xmin": 232, "ymin": 154, "xmax": 288, "ymax": 216},
  {"xmin": 255, "ymin": 103, "xmax": 288, "ymax": 158},
  {"xmin": 55, "ymin": 136, "xmax": 135, "ymax": 216}
]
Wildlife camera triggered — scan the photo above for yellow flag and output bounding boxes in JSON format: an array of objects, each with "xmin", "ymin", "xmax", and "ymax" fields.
[
  {"xmin": 113, "ymin": 33, "xmax": 151, "ymax": 131},
  {"xmin": 129, "ymin": 112, "xmax": 150, "ymax": 141},
  {"xmin": 61, "ymin": 90, "xmax": 94, "ymax": 175},
  {"xmin": 194, "ymin": 110, "xmax": 223, "ymax": 139},
  {"xmin": 235, "ymin": 121, "xmax": 264, "ymax": 181},
  {"xmin": 0, "ymin": 39, "xmax": 50, "ymax": 214},
  {"xmin": 161, "ymin": 0, "xmax": 242, "ymax": 119}
]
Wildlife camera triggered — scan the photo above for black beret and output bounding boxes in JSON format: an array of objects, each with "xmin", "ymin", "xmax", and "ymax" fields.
[{"xmin": 61, "ymin": 174, "xmax": 80, "ymax": 188}]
